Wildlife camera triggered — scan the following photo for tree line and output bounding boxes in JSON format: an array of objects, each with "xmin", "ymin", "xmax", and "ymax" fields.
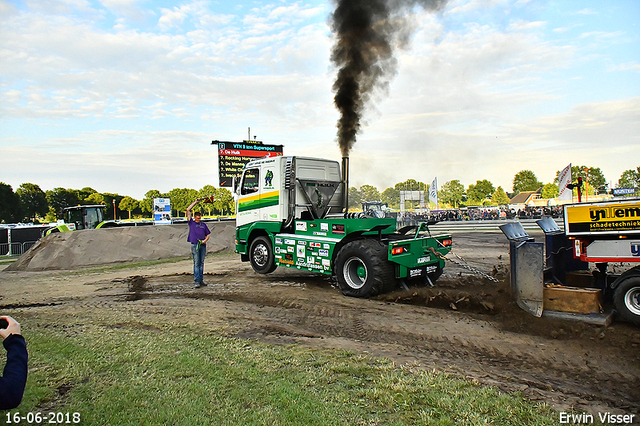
[
  {"xmin": 0, "ymin": 184, "xmax": 235, "ymax": 224},
  {"xmin": 1, "ymin": 165, "xmax": 637, "ymax": 224},
  {"xmin": 349, "ymin": 166, "xmax": 639, "ymax": 210}
]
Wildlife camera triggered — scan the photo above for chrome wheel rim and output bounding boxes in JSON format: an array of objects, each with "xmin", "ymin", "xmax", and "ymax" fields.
[
  {"xmin": 624, "ymin": 286, "xmax": 640, "ymax": 316},
  {"xmin": 343, "ymin": 257, "xmax": 367, "ymax": 289},
  {"xmin": 252, "ymin": 243, "xmax": 269, "ymax": 267}
]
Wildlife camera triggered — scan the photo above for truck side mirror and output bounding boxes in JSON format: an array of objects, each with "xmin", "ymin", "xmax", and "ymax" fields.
[{"xmin": 233, "ymin": 176, "xmax": 240, "ymax": 194}]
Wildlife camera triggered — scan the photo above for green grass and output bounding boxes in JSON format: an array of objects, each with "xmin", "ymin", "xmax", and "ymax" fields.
[
  {"xmin": 11, "ymin": 310, "xmax": 558, "ymax": 426},
  {"xmin": 0, "ymin": 257, "xmax": 17, "ymax": 266}
]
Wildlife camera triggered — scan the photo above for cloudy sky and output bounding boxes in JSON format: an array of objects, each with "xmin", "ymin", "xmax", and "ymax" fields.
[{"xmin": 1, "ymin": 0, "xmax": 639, "ymax": 199}]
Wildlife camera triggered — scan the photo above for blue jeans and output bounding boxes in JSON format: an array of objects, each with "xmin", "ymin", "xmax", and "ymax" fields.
[{"xmin": 191, "ymin": 243, "xmax": 206, "ymax": 283}]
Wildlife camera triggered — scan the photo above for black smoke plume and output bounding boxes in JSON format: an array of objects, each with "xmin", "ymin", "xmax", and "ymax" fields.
[{"xmin": 330, "ymin": 0, "xmax": 445, "ymax": 157}]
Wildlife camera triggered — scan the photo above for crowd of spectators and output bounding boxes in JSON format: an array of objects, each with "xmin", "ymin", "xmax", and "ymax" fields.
[{"xmin": 396, "ymin": 205, "xmax": 564, "ymax": 224}]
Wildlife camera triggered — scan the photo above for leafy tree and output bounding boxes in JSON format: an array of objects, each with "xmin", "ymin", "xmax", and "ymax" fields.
[
  {"xmin": 466, "ymin": 180, "xmax": 495, "ymax": 205},
  {"xmin": 554, "ymin": 165, "xmax": 606, "ymax": 195},
  {"xmin": 381, "ymin": 187, "xmax": 399, "ymax": 210},
  {"xmin": 46, "ymin": 188, "xmax": 81, "ymax": 219},
  {"xmin": 439, "ymin": 180, "xmax": 465, "ymax": 208},
  {"xmin": 359, "ymin": 185, "xmax": 381, "ymax": 203},
  {"xmin": 16, "ymin": 183, "xmax": 47, "ymax": 222},
  {"xmin": 0, "ymin": 183, "xmax": 23, "ymax": 223},
  {"xmin": 102, "ymin": 193, "xmax": 124, "ymax": 220},
  {"xmin": 574, "ymin": 166, "xmax": 606, "ymax": 194},
  {"xmin": 85, "ymin": 192, "xmax": 105, "ymax": 205},
  {"xmin": 347, "ymin": 185, "xmax": 382, "ymax": 211},
  {"xmin": 541, "ymin": 183, "xmax": 559, "ymax": 199},
  {"xmin": 512, "ymin": 170, "xmax": 542, "ymax": 194},
  {"xmin": 199, "ymin": 185, "xmax": 218, "ymax": 216},
  {"xmin": 140, "ymin": 190, "xmax": 164, "ymax": 215},
  {"xmin": 215, "ymin": 188, "xmax": 235, "ymax": 215},
  {"xmin": 493, "ymin": 186, "xmax": 510, "ymax": 205},
  {"xmin": 44, "ymin": 207, "xmax": 58, "ymax": 223},
  {"xmin": 394, "ymin": 179, "xmax": 428, "ymax": 210},
  {"xmin": 169, "ymin": 188, "xmax": 198, "ymax": 217},
  {"xmin": 394, "ymin": 179, "xmax": 427, "ymax": 191},
  {"xmin": 618, "ymin": 167, "xmax": 640, "ymax": 194},
  {"xmin": 119, "ymin": 196, "xmax": 138, "ymax": 219},
  {"xmin": 348, "ymin": 187, "xmax": 362, "ymax": 210},
  {"xmin": 77, "ymin": 187, "xmax": 98, "ymax": 203}
]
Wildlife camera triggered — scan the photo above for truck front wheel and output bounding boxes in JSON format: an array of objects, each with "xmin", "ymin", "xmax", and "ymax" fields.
[
  {"xmin": 335, "ymin": 240, "xmax": 395, "ymax": 297},
  {"xmin": 249, "ymin": 236, "xmax": 277, "ymax": 274},
  {"xmin": 614, "ymin": 276, "xmax": 640, "ymax": 326}
]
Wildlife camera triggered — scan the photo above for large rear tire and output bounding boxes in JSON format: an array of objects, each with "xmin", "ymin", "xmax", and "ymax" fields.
[
  {"xmin": 249, "ymin": 236, "xmax": 277, "ymax": 274},
  {"xmin": 335, "ymin": 239, "xmax": 396, "ymax": 297},
  {"xmin": 613, "ymin": 275, "xmax": 640, "ymax": 326}
]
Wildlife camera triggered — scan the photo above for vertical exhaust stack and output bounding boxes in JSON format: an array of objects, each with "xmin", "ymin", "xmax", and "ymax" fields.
[{"xmin": 342, "ymin": 156, "xmax": 349, "ymax": 213}]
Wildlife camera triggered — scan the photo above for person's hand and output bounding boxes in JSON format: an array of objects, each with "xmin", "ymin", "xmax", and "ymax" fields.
[{"xmin": 0, "ymin": 316, "xmax": 21, "ymax": 339}]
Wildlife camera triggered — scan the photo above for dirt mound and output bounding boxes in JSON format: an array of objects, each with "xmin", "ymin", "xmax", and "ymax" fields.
[{"xmin": 6, "ymin": 220, "xmax": 236, "ymax": 271}]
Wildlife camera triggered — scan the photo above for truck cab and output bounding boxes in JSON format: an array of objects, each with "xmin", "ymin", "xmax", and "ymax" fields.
[
  {"xmin": 235, "ymin": 156, "xmax": 345, "ymax": 229},
  {"xmin": 65, "ymin": 205, "xmax": 105, "ymax": 230}
]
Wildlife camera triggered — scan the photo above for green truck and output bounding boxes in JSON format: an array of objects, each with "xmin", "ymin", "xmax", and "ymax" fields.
[{"xmin": 234, "ymin": 156, "xmax": 452, "ymax": 297}]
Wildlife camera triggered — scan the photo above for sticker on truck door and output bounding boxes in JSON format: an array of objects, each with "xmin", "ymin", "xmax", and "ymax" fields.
[{"xmin": 264, "ymin": 169, "xmax": 275, "ymax": 188}]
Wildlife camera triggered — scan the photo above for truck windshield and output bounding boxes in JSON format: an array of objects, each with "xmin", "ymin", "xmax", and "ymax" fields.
[
  {"xmin": 84, "ymin": 208, "xmax": 103, "ymax": 229},
  {"xmin": 66, "ymin": 207, "xmax": 103, "ymax": 230},
  {"xmin": 241, "ymin": 169, "xmax": 260, "ymax": 195}
]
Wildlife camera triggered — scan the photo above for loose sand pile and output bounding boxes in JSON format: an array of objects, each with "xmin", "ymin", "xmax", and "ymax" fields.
[{"xmin": 6, "ymin": 220, "xmax": 236, "ymax": 271}]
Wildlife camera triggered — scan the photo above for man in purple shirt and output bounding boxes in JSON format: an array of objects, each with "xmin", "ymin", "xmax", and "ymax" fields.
[{"xmin": 186, "ymin": 198, "xmax": 211, "ymax": 288}]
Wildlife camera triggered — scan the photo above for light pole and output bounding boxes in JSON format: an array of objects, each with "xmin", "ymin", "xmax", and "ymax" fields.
[
  {"xmin": 113, "ymin": 199, "xmax": 116, "ymax": 220},
  {"xmin": 585, "ymin": 168, "xmax": 591, "ymax": 202}
]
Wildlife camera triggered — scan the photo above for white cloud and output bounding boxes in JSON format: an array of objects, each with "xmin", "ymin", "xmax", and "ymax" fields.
[
  {"xmin": 99, "ymin": 0, "xmax": 149, "ymax": 21},
  {"xmin": 158, "ymin": 6, "xmax": 188, "ymax": 30},
  {"xmin": 507, "ymin": 19, "xmax": 545, "ymax": 31},
  {"xmin": 579, "ymin": 30, "xmax": 626, "ymax": 40},
  {"xmin": 0, "ymin": 0, "xmax": 18, "ymax": 16},
  {"xmin": 446, "ymin": 0, "xmax": 510, "ymax": 15},
  {"xmin": 0, "ymin": 2, "xmax": 331, "ymax": 121},
  {"xmin": 574, "ymin": 8, "xmax": 598, "ymax": 15},
  {"xmin": 607, "ymin": 62, "xmax": 640, "ymax": 73},
  {"xmin": 552, "ymin": 23, "xmax": 583, "ymax": 33}
]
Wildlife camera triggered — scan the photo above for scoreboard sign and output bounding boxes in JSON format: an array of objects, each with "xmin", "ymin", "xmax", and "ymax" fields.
[{"xmin": 215, "ymin": 140, "xmax": 283, "ymax": 187}]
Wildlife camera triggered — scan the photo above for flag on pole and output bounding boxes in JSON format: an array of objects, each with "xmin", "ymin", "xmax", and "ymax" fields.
[
  {"xmin": 429, "ymin": 177, "xmax": 438, "ymax": 208},
  {"xmin": 558, "ymin": 163, "xmax": 572, "ymax": 201}
]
